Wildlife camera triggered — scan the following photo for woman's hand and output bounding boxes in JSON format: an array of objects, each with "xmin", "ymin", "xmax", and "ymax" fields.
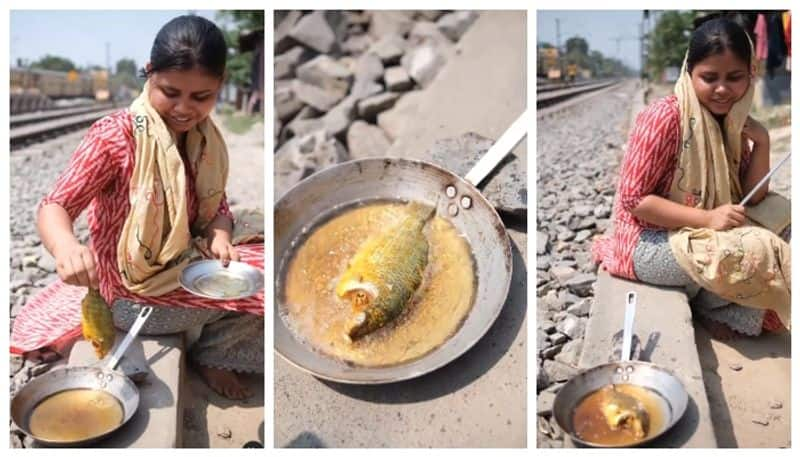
[
  {"xmin": 705, "ymin": 204, "xmax": 746, "ymax": 230},
  {"xmin": 53, "ymin": 241, "xmax": 99, "ymax": 288},
  {"xmin": 742, "ymin": 116, "xmax": 770, "ymax": 148},
  {"xmin": 208, "ymin": 236, "xmax": 240, "ymax": 267}
]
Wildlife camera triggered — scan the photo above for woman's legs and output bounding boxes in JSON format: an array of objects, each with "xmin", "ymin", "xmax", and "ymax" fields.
[
  {"xmin": 632, "ymin": 230, "xmax": 766, "ymax": 337},
  {"xmin": 112, "ymin": 300, "xmax": 263, "ymax": 399}
]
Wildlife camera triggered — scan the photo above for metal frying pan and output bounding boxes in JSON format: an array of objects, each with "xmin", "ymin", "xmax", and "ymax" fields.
[
  {"xmin": 11, "ymin": 306, "xmax": 153, "ymax": 447},
  {"xmin": 552, "ymin": 292, "xmax": 689, "ymax": 447},
  {"xmin": 274, "ymin": 112, "xmax": 528, "ymax": 384}
]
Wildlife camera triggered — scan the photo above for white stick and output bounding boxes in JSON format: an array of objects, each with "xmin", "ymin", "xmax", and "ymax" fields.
[{"xmin": 740, "ymin": 153, "xmax": 791, "ymax": 206}]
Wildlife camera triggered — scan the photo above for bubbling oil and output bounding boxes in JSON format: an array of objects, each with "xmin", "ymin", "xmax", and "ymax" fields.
[
  {"xmin": 28, "ymin": 389, "xmax": 124, "ymax": 442},
  {"xmin": 280, "ymin": 201, "xmax": 476, "ymax": 367},
  {"xmin": 572, "ymin": 384, "xmax": 669, "ymax": 446}
]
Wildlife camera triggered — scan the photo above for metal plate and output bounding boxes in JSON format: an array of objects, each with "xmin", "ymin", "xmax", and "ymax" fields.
[
  {"xmin": 274, "ymin": 158, "xmax": 513, "ymax": 384},
  {"xmin": 179, "ymin": 260, "xmax": 264, "ymax": 300},
  {"xmin": 10, "ymin": 366, "xmax": 140, "ymax": 447},
  {"xmin": 552, "ymin": 361, "xmax": 689, "ymax": 447}
]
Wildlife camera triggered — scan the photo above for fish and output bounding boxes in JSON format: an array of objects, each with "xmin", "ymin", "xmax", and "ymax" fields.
[
  {"xmin": 598, "ymin": 385, "xmax": 650, "ymax": 439},
  {"xmin": 81, "ymin": 288, "xmax": 116, "ymax": 359},
  {"xmin": 335, "ymin": 202, "xmax": 436, "ymax": 341}
]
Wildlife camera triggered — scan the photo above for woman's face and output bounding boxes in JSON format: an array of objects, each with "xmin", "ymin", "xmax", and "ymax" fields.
[
  {"xmin": 689, "ymin": 49, "xmax": 751, "ymax": 116},
  {"xmin": 147, "ymin": 65, "xmax": 222, "ymax": 133}
]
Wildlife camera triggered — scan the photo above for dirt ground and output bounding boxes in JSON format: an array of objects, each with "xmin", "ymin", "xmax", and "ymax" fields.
[
  {"xmin": 695, "ymin": 327, "xmax": 791, "ymax": 448},
  {"xmin": 181, "ymin": 112, "xmax": 265, "ymax": 448}
]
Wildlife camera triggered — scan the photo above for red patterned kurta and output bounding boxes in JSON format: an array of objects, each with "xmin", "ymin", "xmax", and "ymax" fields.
[{"xmin": 592, "ymin": 95, "xmax": 753, "ymax": 280}]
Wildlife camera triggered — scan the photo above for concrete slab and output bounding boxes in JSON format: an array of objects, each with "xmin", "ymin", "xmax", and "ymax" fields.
[
  {"xmin": 65, "ymin": 332, "xmax": 185, "ymax": 448},
  {"xmin": 568, "ymin": 271, "xmax": 717, "ymax": 448}
]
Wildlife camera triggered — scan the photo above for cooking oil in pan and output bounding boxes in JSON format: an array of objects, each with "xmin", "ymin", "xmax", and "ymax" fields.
[
  {"xmin": 28, "ymin": 388, "xmax": 123, "ymax": 442},
  {"xmin": 280, "ymin": 200, "xmax": 476, "ymax": 367},
  {"xmin": 572, "ymin": 384, "xmax": 669, "ymax": 446}
]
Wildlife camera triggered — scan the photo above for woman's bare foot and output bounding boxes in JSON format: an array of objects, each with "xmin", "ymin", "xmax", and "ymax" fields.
[
  {"xmin": 195, "ymin": 364, "xmax": 252, "ymax": 400},
  {"xmin": 696, "ymin": 315, "xmax": 741, "ymax": 340}
]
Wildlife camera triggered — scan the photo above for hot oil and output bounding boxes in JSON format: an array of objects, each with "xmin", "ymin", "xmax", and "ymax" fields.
[
  {"xmin": 572, "ymin": 384, "xmax": 669, "ymax": 446},
  {"xmin": 281, "ymin": 201, "xmax": 476, "ymax": 366},
  {"xmin": 28, "ymin": 389, "xmax": 123, "ymax": 442},
  {"xmin": 194, "ymin": 272, "xmax": 250, "ymax": 298}
]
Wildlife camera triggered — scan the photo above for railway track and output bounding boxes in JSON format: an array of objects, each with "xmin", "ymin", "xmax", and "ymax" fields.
[
  {"xmin": 10, "ymin": 105, "xmax": 118, "ymax": 150},
  {"xmin": 536, "ymin": 79, "xmax": 621, "ymax": 110}
]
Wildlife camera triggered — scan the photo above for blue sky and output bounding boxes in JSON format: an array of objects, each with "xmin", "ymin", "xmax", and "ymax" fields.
[
  {"xmin": 10, "ymin": 10, "xmax": 224, "ymax": 70},
  {"xmin": 537, "ymin": 10, "xmax": 647, "ymax": 71}
]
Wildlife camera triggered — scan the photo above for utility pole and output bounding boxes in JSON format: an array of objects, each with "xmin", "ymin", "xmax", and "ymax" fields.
[{"xmin": 555, "ymin": 18, "xmax": 563, "ymax": 78}]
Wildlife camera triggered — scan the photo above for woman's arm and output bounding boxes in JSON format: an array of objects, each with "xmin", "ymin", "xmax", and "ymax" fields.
[
  {"xmin": 740, "ymin": 116, "xmax": 771, "ymax": 205},
  {"xmin": 205, "ymin": 211, "xmax": 240, "ymax": 265},
  {"xmin": 37, "ymin": 203, "xmax": 99, "ymax": 288},
  {"xmin": 632, "ymin": 195, "xmax": 746, "ymax": 231}
]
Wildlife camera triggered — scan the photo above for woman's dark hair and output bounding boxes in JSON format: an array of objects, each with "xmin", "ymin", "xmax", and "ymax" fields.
[
  {"xmin": 142, "ymin": 15, "xmax": 227, "ymax": 78},
  {"xmin": 686, "ymin": 16, "xmax": 751, "ymax": 73}
]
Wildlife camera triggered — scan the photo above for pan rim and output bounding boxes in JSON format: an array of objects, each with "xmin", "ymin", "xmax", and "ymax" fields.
[{"xmin": 274, "ymin": 157, "xmax": 514, "ymax": 384}]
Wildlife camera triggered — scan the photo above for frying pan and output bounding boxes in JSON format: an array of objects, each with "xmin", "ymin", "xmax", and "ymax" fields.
[
  {"xmin": 274, "ymin": 112, "xmax": 528, "ymax": 384},
  {"xmin": 11, "ymin": 306, "xmax": 153, "ymax": 447},
  {"xmin": 552, "ymin": 292, "xmax": 689, "ymax": 447}
]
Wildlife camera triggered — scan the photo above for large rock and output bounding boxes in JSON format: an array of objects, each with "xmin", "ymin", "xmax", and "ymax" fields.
[
  {"xmin": 368, "ymin": 33, "xmax": 407, "ymax": 64},
  {"xmin": 563, "ymin": 273, "xmax": 596, "ymax": 297},
  {"xmin": 291, "ymin": 79, "xmax": 346, "ymax": 113},
  {"xmin": 408, "ymin": 20, "xmax": 454, "ymax": 51},
  {"xmin": 274, "ymin": 81, "xmax": 304, "ymax": 122},
  {"xmin": 274, "ymin": 46, "xmax": 306, "ymax": 80},
  {"xmin": 369, "ymin": 11, "xmax": 414, "ymax": 38},
  {"xmin": 436, "ymin": 11, "xmax": 479, "ymax": 41},
  {"xmin": 286, "ymin": 97, "xmax": 358, "ymax": 140},
  {"xmin": 401, "ymin": 44, "xmax": 446, "ymax": 88},
  {"xmin": 556, "ymin": 315, "xmax": 586, "ymax": 340},
  {"xmin": 275, "ymin": 10, "xmax": 302, "ymax": 53},
  {"xmin": 428, "ymin": 132, "xmax": 526, "ymax": 217},
  {"xmin": 377, "ymin": 90, "xmax": 423, "ymax": 140},
  {"xmin": 280, "ymin": 106, "xmax": 321, "ymax": 142},
  {"xmin": 275, "ymin": 131, "xmax": 348, "ymax": 198},
  {"xmin": 357, "ymin": 92, "xmax": 401, "ymax": 119},
  {"xmin": 347, "ymin": 121, "xmax": 392, "ymax": 159},
  {"xmin": 349, "ymin": 52, "xmax": 385, "ymax": 100},
  {"xmin": 342, "ymin": 34, "xmax": 374, "ymax": 56},
  {"xmin": 296, "ymin": 55, "xmax": 352, "ymax": 94},
  {"xmin": 384, "ymin": 66, "xmax": 413, "ymax": 91},
  {"xmin": 289, "ymin": 11, "xmax": 340, "ymax": 54}
]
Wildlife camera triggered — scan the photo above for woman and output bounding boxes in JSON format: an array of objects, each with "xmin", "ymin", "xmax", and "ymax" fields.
[
  {"xmin": 36, "ymin": 15, "xmax": 263, "ymax": 399},
  {"xmin": 593, "ymin": 17, "xmax": 790, "ymax": 338}
]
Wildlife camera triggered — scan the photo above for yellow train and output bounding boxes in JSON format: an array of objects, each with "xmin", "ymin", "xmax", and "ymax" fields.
[{"xmin": 10, "ymin": 67, "xmax": 109, "ymax": 100}]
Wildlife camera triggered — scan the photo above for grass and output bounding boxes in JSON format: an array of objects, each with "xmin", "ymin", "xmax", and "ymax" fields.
[{"xmin": 221, "ymin": 110, "xmax": 262, "ymax": 135}]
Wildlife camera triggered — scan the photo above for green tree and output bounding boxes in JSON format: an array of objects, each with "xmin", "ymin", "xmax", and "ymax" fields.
[
  {"xmin": 31, "ymin": 55, "xmax": 76, "ymax": 72},
  {"xmin": 565, "ymin": 36, "xmax": 589, "ymax": 55},
  {"xmin": 115, "ymin": 58, "xmax": 138, "ymax": 76},
  {"xmin": 648, "ymin": 11, "xmax": 695, "ymax": 80},
  {"xmin": 216, "ymin": 10, "xmax": 264, "ymax": 88}
]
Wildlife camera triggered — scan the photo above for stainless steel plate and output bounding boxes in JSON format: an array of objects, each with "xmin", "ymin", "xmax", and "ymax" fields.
[{"xmin": 179, "ymin": 260, "xmax": 264, "ymax": 300}]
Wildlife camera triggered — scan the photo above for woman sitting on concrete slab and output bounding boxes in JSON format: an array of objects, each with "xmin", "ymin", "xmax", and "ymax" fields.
[
  {"xmin": 34, "ymin": 15, "xmax": 263, "ymax": 399},
  {"xmin": 593, "ymin": 16, "xmax": 790, "ymax": 338}
]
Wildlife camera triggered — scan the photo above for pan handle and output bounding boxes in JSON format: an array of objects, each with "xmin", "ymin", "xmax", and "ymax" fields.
[
  {"xmin": 463, "ymin": 110, "xmax": 529, "ymax": 187},
  {"xmin": 105, "ymin": 306, "xmax": 153, "ymax": 371},
  {"xmin": 621, "ymin": 292, "xmax": 636, "ymax": 363}
]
